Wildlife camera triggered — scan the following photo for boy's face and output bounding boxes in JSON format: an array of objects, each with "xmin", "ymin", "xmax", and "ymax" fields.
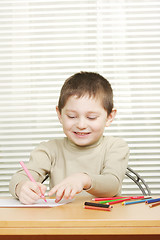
[{"xmin": 56, "ymin": 95, "xmax": 116, "ymax": 146}]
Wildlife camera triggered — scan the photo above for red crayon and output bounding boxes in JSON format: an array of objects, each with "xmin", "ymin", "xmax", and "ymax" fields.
[
  {"xmin": 92, "ymin": 196, "xmax": 127, "ymax": 201},
  {"xmin": 92, "ymin": 196, "xmax": 145, "ymax": 201}
]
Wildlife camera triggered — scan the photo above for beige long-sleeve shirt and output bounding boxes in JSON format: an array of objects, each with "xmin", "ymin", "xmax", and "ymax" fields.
[{"xmin": 9, "ymin": 136, "xmax": 129, "ymax": 198}]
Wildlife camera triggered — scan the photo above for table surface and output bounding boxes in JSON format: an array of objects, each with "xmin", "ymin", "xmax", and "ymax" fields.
[{"xmin": 0, "ymin": 196, "xmax": 159, "ymax": 235}]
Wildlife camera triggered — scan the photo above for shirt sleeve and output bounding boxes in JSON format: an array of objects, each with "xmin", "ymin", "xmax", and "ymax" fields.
[
  {"xmin": 9, "ymin": 142, "xmax": 53, "ymax": 198},
  {"xmin": 86, "ymin": 137, "xmax": 130, "ymax": 197}
]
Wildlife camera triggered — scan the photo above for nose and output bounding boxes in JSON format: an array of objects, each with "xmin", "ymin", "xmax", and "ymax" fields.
[{"xmin": 76, "ymin": 117, "xmax": 87, "ymax": 129}]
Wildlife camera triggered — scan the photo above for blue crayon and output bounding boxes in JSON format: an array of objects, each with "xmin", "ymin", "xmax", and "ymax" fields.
[
  {"xmin": 122, "ymin": 198, "xmax": 151, "ymax": 205},
  {"xmin": 145, "ymin": 198, "xmax": 160, "ymax": 204}
]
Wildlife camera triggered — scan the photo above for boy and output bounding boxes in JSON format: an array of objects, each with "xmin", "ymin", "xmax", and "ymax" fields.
[{"xmin": 9, "ymin": 72, "xmax": 129, "ymax": 204}]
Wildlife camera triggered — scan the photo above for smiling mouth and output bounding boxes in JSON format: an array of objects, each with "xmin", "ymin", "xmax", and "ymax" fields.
[{"xmin": 74, "ymin": 132, "xmax": 90, "ymax": 136}]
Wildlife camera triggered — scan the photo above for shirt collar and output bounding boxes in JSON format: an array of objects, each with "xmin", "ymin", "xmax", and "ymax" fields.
[{"xmin": 64, "ymin": 136, "xmax": 104, "ymax": 151}]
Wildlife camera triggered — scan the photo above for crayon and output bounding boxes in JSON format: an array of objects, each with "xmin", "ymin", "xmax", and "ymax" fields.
[
  {"xmin": 99, "ymin": 198, "xmax": 131, "ymax": 204},
  {"xmin": 92, "ymin": 196, "xmax": 127, "ymax": 201},
  {"xmin": 129, "ymin": 196, "xmax": 147, "ymax": 200},
  {"xmin": 149, "ymin": 202, "xmax": 160, "ymax": 208},
  {"xmin": 122, "ymin": 198, "xmax": 152, "ymax": 205},
  {"xmin": 109, "ymin": 198, "xmax": 132, "ymax": 205},
  {"xmin": 92, "ymin": 196, "xmax": 145, "ymax": 201},
  {"xmin": 84, "ymin": 202, "xmax": 112, "ymax": 209},
  {"xmin": 84, "ymin": 205, "xmax": 111, "ymax": 211},
  {"xmin": 20, "ymin": 161, "xmax": 47, "ymax": 203},
  {"xmin": 145, "ymin": 198, "xmax": 160, "ymax": 204}
]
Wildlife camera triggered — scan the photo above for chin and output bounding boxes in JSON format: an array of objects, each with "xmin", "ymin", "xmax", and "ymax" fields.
[{"xmin": 74, "ymin": 139, "xmax": 95, "ymax": 147}]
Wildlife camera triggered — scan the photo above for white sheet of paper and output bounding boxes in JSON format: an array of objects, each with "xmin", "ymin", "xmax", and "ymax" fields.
[{"xmin": 0, "ymin": 198, "xmax": 73, "ymax": 208}]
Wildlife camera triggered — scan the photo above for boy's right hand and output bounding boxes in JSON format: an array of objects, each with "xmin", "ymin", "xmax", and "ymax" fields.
[{"xmin": 15, "ymin": 180, "xmax": 47, "ymax": 205}]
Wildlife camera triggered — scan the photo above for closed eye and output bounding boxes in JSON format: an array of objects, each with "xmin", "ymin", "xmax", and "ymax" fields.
[
  {"xmin": 87, "ymin": 116, "xmax": 98, "ymax": 120},
  {"xmin": 67, "ymin": 115, "xmax": 76, "ymax": 119}
]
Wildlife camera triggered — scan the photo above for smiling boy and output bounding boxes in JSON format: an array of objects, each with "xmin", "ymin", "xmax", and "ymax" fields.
[
  {"xmin": 9, "ymin": 72, "xmax": 129, "ymax": 204},
  {"xmin": 56, "ymin": 95, "xmax": 113, "ymax": 147}
]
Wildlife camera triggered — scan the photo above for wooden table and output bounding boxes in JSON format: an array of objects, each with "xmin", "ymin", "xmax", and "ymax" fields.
[{"xmin": 0, "ymin": 196, "xmax": 159, "ymax": 240}]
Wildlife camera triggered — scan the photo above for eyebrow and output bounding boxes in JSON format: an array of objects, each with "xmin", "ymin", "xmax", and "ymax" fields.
[{"xmin": 65, "ymin": 109, "xmax": 100, "ymax": 115}]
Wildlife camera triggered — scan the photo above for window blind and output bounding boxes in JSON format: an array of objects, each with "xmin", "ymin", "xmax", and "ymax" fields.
[{"xmin": 0, "ymin": 0, "xmax": 160, "ymax": 196}]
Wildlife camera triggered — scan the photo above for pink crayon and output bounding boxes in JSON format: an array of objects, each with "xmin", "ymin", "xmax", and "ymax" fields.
[{"xmin": 20, "ymin": 161, "xmax": 47, "ymax": 203}]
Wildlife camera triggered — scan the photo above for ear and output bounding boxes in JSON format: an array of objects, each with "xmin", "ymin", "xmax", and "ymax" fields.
[
  {"xmin": 106, "ymin": 108, "xmax": 117, "ymax": 127},
  {"xmin": 56, "ymin": 106, "xmax": 62, "ymax": 124}
]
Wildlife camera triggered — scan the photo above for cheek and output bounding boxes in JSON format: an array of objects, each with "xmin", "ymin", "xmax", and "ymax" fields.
[
  {"xmin": 62, "ymin": 119, "xmax": 73, "ymax": 130},
  {"xmin": 91, "ymin": 120, "xmax": 106, "ymax": 131}
]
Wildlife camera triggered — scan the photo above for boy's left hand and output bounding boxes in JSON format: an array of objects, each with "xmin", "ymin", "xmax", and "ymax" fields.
[{"xmin": 48, "ymin": 173, "xmax": 91, "ymax": 202}]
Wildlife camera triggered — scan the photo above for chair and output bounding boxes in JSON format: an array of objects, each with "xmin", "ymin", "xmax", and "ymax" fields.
[{"xmin": 125, "ymin": 167, "xmax": 151, "ymax": 196}]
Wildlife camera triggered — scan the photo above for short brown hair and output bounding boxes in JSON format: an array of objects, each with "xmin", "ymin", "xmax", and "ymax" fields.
[{"xmin": 58, "ymin": 72, "xmax": 113, "ymax": 115}]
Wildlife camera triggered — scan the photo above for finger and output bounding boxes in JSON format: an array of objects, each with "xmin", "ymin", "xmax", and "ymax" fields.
[
  {"xmin": 19, "ymin": 189, "xmax": 40, "ymax": 205},
  {"xmin": 20, "ymin": 183, "xmax": 41, "ymax": 202},
  {"xmin": 69, "ymin": 188, "xmax": 77, "ymax": 199},
  {"xmin": 48, "ymin": 184, "xmax": 59, "ymax": 196},
  {"xmin": 19, "ymin": 194, "xmax": 38, "ymax": 205},
  {"xmin": 76, "ymin": 184, "xmax": 83, "ymax": 194},
  {"xmin": 29, "ymin": 183, "xmax": 42, "ymax": 197},
  {"xmin": 63, "ymin": 185, "xmax": 72, "ymax": 199},
  {"xmin": 21, "ymin": 181, "xmax": 41, "ymax": 196},
  {"xmin": 23, "ymin": 186, "xmax": 40, "ymax": 199},
  {"xmin": 55, "ymin": 185, "xmax": 66, "ymax": 202},
  {"xmin": 68, "ymin": 184, "xmax": 83, "ymax": 199},
  {"xmin": 37, "ymin": 182, "xmax": 47, "ymax": 195}
]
